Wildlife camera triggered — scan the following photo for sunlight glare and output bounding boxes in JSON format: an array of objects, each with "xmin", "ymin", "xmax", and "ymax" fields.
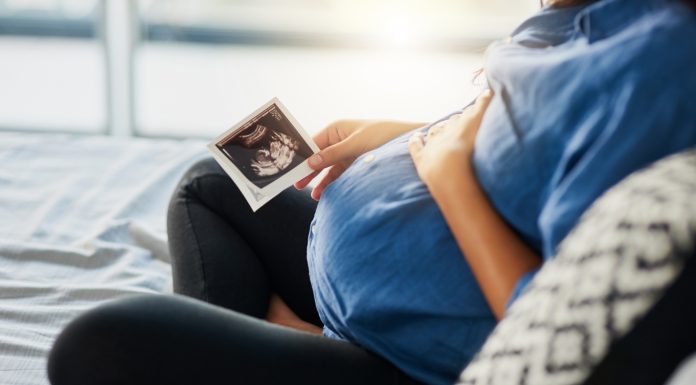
[{"xmin": 377, "ymin": 13, "xmax": 423, "ymax": 49}]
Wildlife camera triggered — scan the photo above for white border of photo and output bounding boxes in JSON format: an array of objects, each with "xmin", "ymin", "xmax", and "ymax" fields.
[{"xmin": 208, "ymin": 97, "xmax": 319, "ymax": 212}]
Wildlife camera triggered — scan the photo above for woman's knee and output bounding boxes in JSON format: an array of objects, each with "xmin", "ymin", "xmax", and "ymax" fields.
[
  {"xmin": 166, "ymin": 157, "xmax": 247, "ymax": 224},
  {"xmin": 47, "ymin": 295, "xmax": 170, "ymax": 385},
  {"xmin": 169, "ymin": 157, "xmax": 226, "ymax": 203}
]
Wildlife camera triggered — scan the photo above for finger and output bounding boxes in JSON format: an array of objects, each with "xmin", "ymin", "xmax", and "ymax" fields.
[
  {"xmin": 311, "ymin": 122, "xmax": 336, "ymax": 150},
  {"xmin": 473, "ymin": 89, "xmax": 494, "ymax": 114},
  {"xmin": 312, "ymin": 131, "xmax": 328, "ymax": 149},
  {"xmin": 310, "ymin": 188, "xmax": 321, "ymax": 201},
  {"xmin": 408, "ymin": 132, "xmax": 425, "ymax": 159},
  {"xmin": 311, "ymin": 163, "xmax": 348, "ymax": 200},
  {"xmin": 467, "ymin": 89, "xmax": 494, "ymax": 132},
  {"xmin": 426, "ymin": 121, "xmax": 445, "ymax": 140},
  {"xmin": 312, "ymin": 119, "xmax": 354, "ymax": 150},
  {"xmin": 441, "ymin": 113, "xmax": 463, "ymax": 129},
  {"xmin": 310, "ymin": 175, "xmax": 331, "ymax": 201},
  {"xmin": 307, "ymin": 138, "xmax": 360, "ymax": 171},
  {"xmin": 409, "ymin": 131, "xmax": 425, "ymax": 144},
  {"xmin": 294, "ymin": 170, "xmax": 320, "ymax": 190}
]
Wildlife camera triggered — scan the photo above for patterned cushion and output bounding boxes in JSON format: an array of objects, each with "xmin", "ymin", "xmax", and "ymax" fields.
[{"xmin": 458, "ymin": 149, "xmax": 696, "ymax": 385}]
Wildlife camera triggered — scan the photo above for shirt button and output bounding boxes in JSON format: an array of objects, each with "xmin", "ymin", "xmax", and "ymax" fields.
[{"xmin": 363, "ymin": 154, "xmax": 376, "ymax": 163}]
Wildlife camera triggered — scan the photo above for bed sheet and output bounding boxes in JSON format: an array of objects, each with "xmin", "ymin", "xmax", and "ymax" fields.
[
  {"xmin": 0, "ymin": 132, "xmax": 207, "ymax": 385},
  {"xmin": 3, "ymin": 132, "xmax": 695, "ymax": 385}
]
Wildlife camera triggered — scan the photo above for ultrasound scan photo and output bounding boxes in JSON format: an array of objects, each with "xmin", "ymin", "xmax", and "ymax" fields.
[{"xmin": 217, "ymin": 104, "xmax": 313, "ymax": 189}]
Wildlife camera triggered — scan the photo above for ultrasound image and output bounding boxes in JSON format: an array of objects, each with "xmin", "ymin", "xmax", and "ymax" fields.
[{"xmin": 217, "ymin": 105, "xmax": 313, "ymax": 189}]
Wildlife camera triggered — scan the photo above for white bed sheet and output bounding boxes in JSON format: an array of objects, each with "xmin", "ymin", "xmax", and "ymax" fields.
[{"xmin": 0, "ymin": 132, "xmax": 207, "ymax": 385}]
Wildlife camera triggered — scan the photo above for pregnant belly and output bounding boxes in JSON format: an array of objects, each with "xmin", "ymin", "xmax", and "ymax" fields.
[{"xmin": 306, "ymin": 130, "xmax": 496, "ymax": 385}]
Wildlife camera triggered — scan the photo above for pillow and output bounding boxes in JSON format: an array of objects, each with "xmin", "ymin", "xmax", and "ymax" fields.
[
  {"xmin": 458, "ymin": 148, "xmax": 696, "ymax": 385},
  {"xmin": 582, "ymin": 255, "xmax": 695, "ymax": 385}
]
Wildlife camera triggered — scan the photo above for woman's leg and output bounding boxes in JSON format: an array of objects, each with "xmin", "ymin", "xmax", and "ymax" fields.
[
  {"xmin": 47, "ymin": 295, "xmax": 424, "ymax": 385},
  {"xmin": 167, "ymin": 158, "xmax": 319, "ymax": 324}
]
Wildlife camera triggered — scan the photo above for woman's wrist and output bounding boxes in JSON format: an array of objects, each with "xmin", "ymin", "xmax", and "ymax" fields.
[
  {"xmin": 426, "ymin": 161, "xmax": 541, "ymax": 319},
  {"xmin": 409, "ymin": 90, "xmax": 538, "ymax": 318},
  {"xmin": 421, "ymin": 150, "xmax": 476, "ymax": 195},
  {"xmin": 428, "ymin": 167, "xmax": 479, "ymax": 218}
]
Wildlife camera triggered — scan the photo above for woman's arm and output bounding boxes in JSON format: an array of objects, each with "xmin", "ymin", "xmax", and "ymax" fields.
[
  {"xmin": 295, "ymin": 119, "xmax": 426, "ymax": 200},
  {"xmin": 409, "ymin": 90, "xmax": 541, "ymax": 319},
  {"xmin": 284, "ymin": 119, "xmax": 425, "ymax": 333}
]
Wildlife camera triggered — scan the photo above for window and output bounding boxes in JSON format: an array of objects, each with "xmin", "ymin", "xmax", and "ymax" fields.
[
  {"xmin": 135, "ymin": 0, "xmax": 538, "ymax": 137},
  {"xmin": 0, "ymin": 0, "xmax": 538, "ymax": 137},
  {"xmin": 0, "ymin": 0, "xmax": 105, "ymax": 133}
]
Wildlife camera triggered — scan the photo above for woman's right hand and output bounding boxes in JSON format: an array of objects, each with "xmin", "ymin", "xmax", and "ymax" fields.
[{"xmin": 294, "ymin": 119, "xmax": 425, "ymax": 200}]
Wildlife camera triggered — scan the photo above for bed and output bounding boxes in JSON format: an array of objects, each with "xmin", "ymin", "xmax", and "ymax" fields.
[
  {"xmin": 2, "ymin": 131, "xmax": 695, "ymax": 385},
  {"xmin": 0, "ymin": 132, "xmax": 206, "ymax": 385}
]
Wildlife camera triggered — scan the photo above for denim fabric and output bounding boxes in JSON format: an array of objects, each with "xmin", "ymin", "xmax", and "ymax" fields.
[
  {"xmin": 476, "ymin": 0, "xmax": 696, "ymax": 303},
  {"xmin": 307, "ymin": 1, "xmax": 696, "ymax": 384}
]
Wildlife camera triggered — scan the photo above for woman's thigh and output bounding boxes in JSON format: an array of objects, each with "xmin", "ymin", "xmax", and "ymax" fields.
[
  {"xmin": 48, "ymin": 295, "xmax": 423, "ymax": 385},
  {"xmin": 167, "ymin": 158, "xmax": 319, "ymax": 323}
]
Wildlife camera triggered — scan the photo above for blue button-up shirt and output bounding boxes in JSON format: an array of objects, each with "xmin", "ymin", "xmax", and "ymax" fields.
[
  {"xmin": 478, "ymin": 0, "xmax": 696, "ymax": 304},
  {"xmin": 307, "ymin": 1, "xmax": 696, "ymax": 384}
]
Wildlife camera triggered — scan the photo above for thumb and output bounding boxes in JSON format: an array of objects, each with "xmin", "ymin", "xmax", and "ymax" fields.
[
  {"xmin": 473, "ymin": 89, "xmax": 493, "ymax": 113},
  {"xmin": 307, "ymin": 138, "xmax": 359, "ymax": 170}
]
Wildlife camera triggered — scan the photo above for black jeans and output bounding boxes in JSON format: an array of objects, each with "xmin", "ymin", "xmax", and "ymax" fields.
[{"xmin": 48, "ymin": 158, "xmax": 424, "ymax": 385}]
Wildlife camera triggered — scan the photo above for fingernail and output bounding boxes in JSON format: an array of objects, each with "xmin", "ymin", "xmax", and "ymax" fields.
[
  {"xmin": 308, "ymin": 154, "xmax": 323, "ymax": 167},
  {"xmin": 484, "ymin": 89, "xmax": 493, "ymax": 97}
]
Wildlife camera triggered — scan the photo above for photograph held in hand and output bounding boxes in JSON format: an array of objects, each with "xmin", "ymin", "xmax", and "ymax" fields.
[{"xmin": 208, "ymin": 98, "xmax": 319, "ymax": 211}]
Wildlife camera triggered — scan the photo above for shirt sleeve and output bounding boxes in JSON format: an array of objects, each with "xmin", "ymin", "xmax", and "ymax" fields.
[
  {"xmin": 537, "ymin": 83, "xmax": 696, "ymax": 260},
  {"xmin": 504, "ymin": 8, "xmax": 696, "ymax": 309},
  {"xmin": 507, "ymin": 87, "xmax": 694, "ymax": 309}
]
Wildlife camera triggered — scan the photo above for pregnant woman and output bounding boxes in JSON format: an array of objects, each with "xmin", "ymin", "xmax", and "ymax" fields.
[{"xmin": 48, "ymin": 1, "xmax": 696, "ymax": 384}]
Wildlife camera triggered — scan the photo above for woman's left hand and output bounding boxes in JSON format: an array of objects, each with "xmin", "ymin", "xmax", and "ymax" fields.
[
  {"xmin": 408, "ymin": 89, "xmax": 541, "ymax": 319},
  {"xmin": 409, "ymin": 89, "xmax": 493, "ymax": 187}
]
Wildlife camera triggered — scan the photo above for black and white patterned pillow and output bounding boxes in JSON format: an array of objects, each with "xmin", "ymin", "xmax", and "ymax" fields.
[{"xmin": 458, "ymin": 149, "xmax": 696, "ymax": 385}]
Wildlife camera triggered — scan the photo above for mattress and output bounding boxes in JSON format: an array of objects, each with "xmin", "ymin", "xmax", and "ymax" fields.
[{"xmin": 0, "ymin": 132, "xmax": 206, "ymax": 385}]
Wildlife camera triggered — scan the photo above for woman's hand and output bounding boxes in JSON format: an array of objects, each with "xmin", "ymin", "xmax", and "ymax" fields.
[
  {"xmin": 295, "ymin": 119, "xmax": 425, "ymax": 200},
  {"xmin": 408, "ymin": 89, "xmax": 541, "ymax": 319},
  {"xmin": 408, "ymin": 89, "xmax": 493, "ymax": 187}
]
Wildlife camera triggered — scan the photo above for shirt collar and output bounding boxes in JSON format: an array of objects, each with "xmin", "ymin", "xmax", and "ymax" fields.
[
  {"xmin": 511, "ymin": 0, "xmax": 683, "ymax": 47},
  {"xmin": 574, "ymin": 0, "xmax": 678, "ymax": 43},
  {"xmin": 510, "ymin": 4, "xmax": 591, "ymax": 47}
]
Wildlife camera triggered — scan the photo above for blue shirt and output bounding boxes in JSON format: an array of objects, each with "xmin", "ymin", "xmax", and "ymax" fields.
[{"xmin": 307, "ymin": 1, "xmax": 696, "ymax": 384}]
